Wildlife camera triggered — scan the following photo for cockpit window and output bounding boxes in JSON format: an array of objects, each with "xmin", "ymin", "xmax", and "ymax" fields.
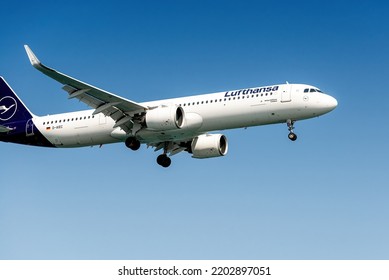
[{"xmin": 304, "ymin": 88, "xmax": 324, "ymax": 93}]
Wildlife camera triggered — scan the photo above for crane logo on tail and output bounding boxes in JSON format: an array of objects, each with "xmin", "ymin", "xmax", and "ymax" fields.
[{"xmin": 0, "ymin": 96, "xmax": 18, "ymax": 121}]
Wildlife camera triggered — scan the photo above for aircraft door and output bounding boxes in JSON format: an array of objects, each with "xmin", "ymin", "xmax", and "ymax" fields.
[
  {"xmin": 281, "ymin": 84, "xmax": 292, "ymax": 102},
  {"xmin": 26, "ymin": 119, "xmax": 34, "ymax": 136}
]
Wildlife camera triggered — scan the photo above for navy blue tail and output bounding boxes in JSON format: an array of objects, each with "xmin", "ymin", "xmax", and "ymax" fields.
[
  {"xmin": 0, "ymin": 77, "xmax": 54, "ymax": 147},
  {"xmin": 0, "ymin": 77, "xmax": 33, "ymax": 124}
]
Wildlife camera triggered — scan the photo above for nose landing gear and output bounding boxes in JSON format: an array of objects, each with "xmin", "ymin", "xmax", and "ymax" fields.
[{"xmin": 287, "ymin": 119, "xmax": 297, "ymax": 141}]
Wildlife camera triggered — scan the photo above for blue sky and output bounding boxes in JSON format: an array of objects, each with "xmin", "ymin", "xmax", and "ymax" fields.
[{"xmin": 0, "ymin": 0, "xmax": 388, "ymax": 259}]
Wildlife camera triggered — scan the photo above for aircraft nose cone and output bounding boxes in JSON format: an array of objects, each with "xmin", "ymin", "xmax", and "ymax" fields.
[
  {"xmin": 326, "ymin": 95, "xmax": 338, "ymax": 111},
  {"xmin": 312, "ymin": 94, "xmax": 338, "ymax": 116}
]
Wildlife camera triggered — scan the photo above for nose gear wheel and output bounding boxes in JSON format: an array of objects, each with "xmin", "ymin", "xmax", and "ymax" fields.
[{"xmin": 287, "ymin": 120, "xmax": 297, "ymax": 141}]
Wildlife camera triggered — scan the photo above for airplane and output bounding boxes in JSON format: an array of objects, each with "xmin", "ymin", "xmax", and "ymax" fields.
[{"xmin": 0, "ymin": 45, "xmax": 337, "ymax": 167}]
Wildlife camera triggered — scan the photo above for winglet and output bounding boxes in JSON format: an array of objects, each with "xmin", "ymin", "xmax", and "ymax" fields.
[{"xmin": 24, "ymin": 45, "xmax": 42, "ymax": 67}]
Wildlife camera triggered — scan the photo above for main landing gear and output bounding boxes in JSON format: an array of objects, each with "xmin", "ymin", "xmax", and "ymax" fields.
[
  {"xmin": 156, "ymin": 142, "xmax": 172, "ymax": 168},
  {"xmin": 156, "ymin": 154, "xmax": 171, "ymax": 168},
  {"xmin": 125, "ymin": 137, "xmax": 172, "ymax": 168},
  {"xmin": 125, "ymin": 137, "xmax": 141, "ymax": 150},
  {"xmin": 287, "ymin": 119, "xmax": 297, "ymax": 141}
]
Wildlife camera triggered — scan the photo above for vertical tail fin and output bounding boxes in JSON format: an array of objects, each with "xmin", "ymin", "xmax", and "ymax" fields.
[
  {"xmin": 0, "ymin": 77, "xmax": 34, "ymax": 125},
  {"xmin": 0, "ymin": 77, "xmax": 53, "ymax": 147}
]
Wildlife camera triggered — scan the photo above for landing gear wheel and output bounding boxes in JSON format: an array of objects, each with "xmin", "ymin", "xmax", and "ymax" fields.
[
  {"xmin": 288, "ymin": 132, "xmax": 297, "ymax": 141},
  {"xmin": 125, "ymin": 137, "xmax": 141, "ymax": 151},
  {"xmin": 286, "ymin": 119, "xmax": 298, "ymax": 141},
  {"xmin": 157, "ymin": 154, "xmax": 171, "ymax": 168}
]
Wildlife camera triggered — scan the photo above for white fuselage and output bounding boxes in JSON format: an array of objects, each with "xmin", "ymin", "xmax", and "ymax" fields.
[{"xmin": 33, "ymin": 83, "xmax": 337, "ymax": 147}]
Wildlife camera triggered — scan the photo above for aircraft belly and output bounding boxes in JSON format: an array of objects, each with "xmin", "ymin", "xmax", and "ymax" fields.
[{"xmin": 136, "ymin": 128, "xmax": 199, "ymax": 143}]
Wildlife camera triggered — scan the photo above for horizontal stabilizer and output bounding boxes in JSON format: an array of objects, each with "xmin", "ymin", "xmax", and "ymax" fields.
[{"xmin": 0, "ymin": 125, "xmax": 13, "ymax": 133}]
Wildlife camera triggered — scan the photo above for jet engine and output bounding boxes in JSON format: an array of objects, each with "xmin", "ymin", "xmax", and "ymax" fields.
[
  {"xmin": 191, "ymin": 134, "xmax": 228, "ymax": 158},
  {"xmin": 145, "ymin": 105, "xmax": 184, "ymax": 130}
]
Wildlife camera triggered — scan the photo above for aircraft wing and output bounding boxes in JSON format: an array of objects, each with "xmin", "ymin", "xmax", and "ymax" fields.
[{"xmin": 24, "ymin": 45, "xmax": 147, "ymax": 133}]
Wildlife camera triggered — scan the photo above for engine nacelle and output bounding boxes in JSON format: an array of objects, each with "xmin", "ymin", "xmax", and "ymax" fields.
[
  {"xmin": 191, "ymin": 134, "xmax": 228, "ymax": 159},
  {"xmin": 145, "ymin": 105, "xmax": 184, "ymax": 131}
]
